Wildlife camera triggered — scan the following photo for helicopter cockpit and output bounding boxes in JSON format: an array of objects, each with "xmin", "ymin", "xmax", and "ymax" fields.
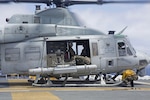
[
  {"xmin": 117, "ymin": 41, "xmax": 133, "ymax": 56},
  {"xmin": 116, "ymin": 35, "xmax": 136, "ymax": 57}
]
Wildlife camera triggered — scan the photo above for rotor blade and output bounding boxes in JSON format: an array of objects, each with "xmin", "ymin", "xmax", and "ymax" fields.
[
  {"xmin": 0, "ymin": 0, "xmax": 51, "ymax": 4},
  {"xmin": 102, "ymin": 0, "xmax": 150, "ymax": 4},
  {"xmin": 0, "ymin": 0, "xmax": 150, "ymax": 7},
  {"xmin": 0, "ymin": 0, "xmax": 12, "ymax": 3},
  {"xmin": 64, "ymin": 0, "xmax": 150, "ymax": 6},
  {"xmin": 63, "ymin": 0, "xmax": 101, "ymax": 6}
]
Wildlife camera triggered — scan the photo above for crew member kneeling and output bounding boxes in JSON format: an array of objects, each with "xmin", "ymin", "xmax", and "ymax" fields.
[{"xmin": 122, "ymin": 69, "xmax": 138, "ymax": 87}]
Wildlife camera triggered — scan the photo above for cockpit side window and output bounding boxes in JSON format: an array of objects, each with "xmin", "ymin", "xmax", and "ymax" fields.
[
  {"xmin": 127, "ymin": 46, "xmax": 133, "ymax": 56},
  {"xmin": 117, "ymin": 41, "xmax": 133, "ymax": 56},
  {"xmin": 118, "ymin": 42, "xmax": 126, "ymax": 56}
]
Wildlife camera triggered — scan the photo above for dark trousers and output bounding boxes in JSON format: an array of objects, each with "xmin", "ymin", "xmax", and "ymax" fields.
[{"xmin": 130, "ymin": 80, "xmax": 134, "ymax": 87}]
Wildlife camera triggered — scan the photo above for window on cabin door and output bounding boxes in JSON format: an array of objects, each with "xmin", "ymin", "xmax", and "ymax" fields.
[{"xmin": 92, "ymin": 42, "xmax": 98, "ymax": 56}]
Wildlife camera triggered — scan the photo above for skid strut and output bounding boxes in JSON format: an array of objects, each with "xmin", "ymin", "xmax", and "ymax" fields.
[{"xmin": 30, "ymin": 74, "xmax": 122, "ymax": 87}]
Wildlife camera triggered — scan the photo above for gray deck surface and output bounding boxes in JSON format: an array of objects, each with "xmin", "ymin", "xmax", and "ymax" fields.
[{"xmin": 0, "ymin": 78, "xmax": 150, "ymax": 100}]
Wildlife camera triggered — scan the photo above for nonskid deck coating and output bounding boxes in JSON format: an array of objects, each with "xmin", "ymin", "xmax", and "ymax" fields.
[{"xmin": 0, "ymin": 79, "xmax": 150, "ymax": 100}]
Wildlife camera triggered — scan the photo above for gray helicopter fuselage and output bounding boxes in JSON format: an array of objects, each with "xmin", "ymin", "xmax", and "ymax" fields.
[
  {"xmin": 0, "ymin": 7, "xmax": 149, "ymax": 77},
  {"xmin": 0, "ymin": 34, "xmax": 139, "ymax": 75}
]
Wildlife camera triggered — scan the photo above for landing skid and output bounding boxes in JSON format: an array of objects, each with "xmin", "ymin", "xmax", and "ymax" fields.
[
  {"xmin": 29, "ymin": 74, "xmax": 123, "ymax": 87},
  {"xmin": 65, "ymin": 81, "xmax": 123, "ymax": 87},
  {"xmin": 31, "ymin": 79, "xmax": 123, "ymax": 87}
]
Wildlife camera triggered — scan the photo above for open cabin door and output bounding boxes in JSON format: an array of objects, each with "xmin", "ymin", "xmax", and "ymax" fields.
[{"xmin": 46, "ymin": 40, "xmax": 91, "ymax": 67}]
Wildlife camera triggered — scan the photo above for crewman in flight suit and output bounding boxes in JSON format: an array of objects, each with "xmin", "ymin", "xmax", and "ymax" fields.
[
  {"xmin": 68, "ymin": 42, "xmax": 75, "ymax": 60},
  {"xmin": 122, "ymin": 69, "xmax": 138, "ymax": 87}
]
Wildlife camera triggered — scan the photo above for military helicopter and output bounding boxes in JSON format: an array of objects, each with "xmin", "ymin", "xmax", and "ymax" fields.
[{"xmin": 0, "ymin": 0, "xmax": 150, "ymax": 86}]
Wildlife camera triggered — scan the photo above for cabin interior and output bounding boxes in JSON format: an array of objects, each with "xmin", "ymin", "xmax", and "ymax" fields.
[{"xmin": 46, "ymin": 39, "xmax": 91, "ymax": 67}]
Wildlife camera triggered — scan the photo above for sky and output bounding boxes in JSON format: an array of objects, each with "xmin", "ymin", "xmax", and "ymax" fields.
[
  {"xmin": 70, "ymin": 4, "xmax": 150, "ymax": 55},
  {"xmin": 0, "ymin": 1, "xmax": 150, "ymax": 56}
]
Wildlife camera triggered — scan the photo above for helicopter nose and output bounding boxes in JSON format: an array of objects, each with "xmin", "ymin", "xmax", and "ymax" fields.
[
  {"xmin": 143, "ymin": 53, "xmax": 150, "ymax": 64},
  {"xmin": 135, "ymin": 51, "xmax": 150, "ymax": 77},
  {"xmin": 136, "ymin": 51, "xmax": 150, "ymax": 66}
]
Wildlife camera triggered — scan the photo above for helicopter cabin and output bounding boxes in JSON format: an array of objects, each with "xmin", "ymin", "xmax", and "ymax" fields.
[{"xmin": 46, "ymin": 39, "xmax": 91, "ymax": 67}]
